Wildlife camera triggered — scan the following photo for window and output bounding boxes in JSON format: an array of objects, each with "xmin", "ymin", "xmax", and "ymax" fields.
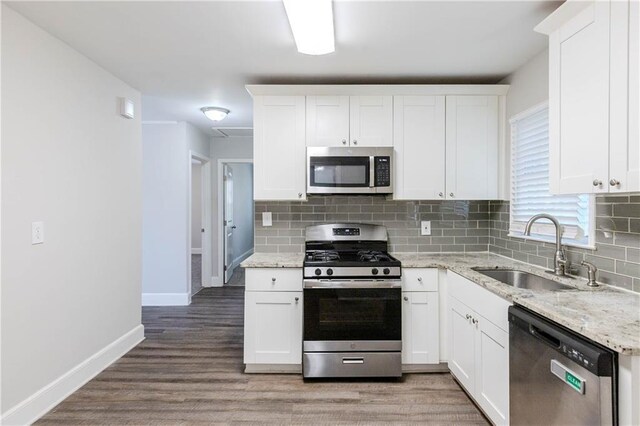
[{"xmin": 509, "ymin": 103, "xmax": 593, "ymax": 247}]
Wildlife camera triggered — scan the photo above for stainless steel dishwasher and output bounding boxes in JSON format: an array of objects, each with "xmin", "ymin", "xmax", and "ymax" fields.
[{"xmin": 509, "ymin": 306, "xmax": 617, "ymax": 425}]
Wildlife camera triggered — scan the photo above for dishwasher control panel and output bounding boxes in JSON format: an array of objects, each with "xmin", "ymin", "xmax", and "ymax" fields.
[{"xmin": 561, "ymin": 343, "xmax": 596, "ymax": 369}]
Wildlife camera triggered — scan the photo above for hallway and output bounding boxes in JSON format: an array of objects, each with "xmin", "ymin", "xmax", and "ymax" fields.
[{"xmin": 38, "ymin": 287, "xmax": 487, "ymax": 424}]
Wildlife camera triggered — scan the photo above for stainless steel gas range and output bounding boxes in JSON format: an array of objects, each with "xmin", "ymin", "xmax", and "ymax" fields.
[{"xmin": 302, "ymin": 223, "xmax": 402, "ymax": 379}]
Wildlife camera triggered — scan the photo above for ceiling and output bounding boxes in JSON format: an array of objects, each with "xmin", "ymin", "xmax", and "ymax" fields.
[{"xmin": 6, "ymin": 1, "xmax": 561, "ymax": 134}]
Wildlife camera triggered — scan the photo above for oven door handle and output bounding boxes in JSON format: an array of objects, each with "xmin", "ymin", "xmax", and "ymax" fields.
[
  {"xmin": 369, "ymin": 156, "xmax": 375, "ymax": 188},
  {"xmin": 303, "ymin": 280, "xmax": 402, "ymax": 289}
]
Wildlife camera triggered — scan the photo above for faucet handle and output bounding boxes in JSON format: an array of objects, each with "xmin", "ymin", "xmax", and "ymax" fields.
[{"xmin": 580, "ymin": 261, "xmax": 599, "ymax": 287}]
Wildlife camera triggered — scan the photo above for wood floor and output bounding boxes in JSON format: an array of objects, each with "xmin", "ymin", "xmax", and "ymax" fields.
[{"xmin": 38, "ymin": 286, "xmax": 488, "ymax": 425}]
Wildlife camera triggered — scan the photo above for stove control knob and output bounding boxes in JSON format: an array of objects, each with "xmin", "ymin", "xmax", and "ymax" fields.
[
  {"xmin": 326, "ymin": 268, "xmax": 333, "ymax": 276},
  {"xmin": 372, "ymin": 268, "xmax": 379, "ymax": 275},
  {"xmin": 314, "ymin": 268, "xmax": 322, "ymax": 276},
  {"xmin": 383, "ymin": 268, "xmax": 390, "ymax": 275}
]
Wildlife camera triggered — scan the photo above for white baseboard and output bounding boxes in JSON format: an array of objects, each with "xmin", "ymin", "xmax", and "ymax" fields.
[
  {"xmin": 2, "ymin": 325, "xmax": 144, "ymax": 426},
  {"xmin": 232, "ymin": 248, "xmax": 254, "ymax": 270},
  {"xmin": 191, "ymin": 248, "xmax": 202, "ymax": 254},
  {"xmin": 141, "ymin": 292, "xmax": 190, "ymax": 306},
  {"xmin": 209, "ymin": 275, "xmax": 223, "ymax": 287}
]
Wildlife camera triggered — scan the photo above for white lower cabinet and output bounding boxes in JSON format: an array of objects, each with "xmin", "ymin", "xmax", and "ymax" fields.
[
  {"xmin": 401, "ymin": 268, "xmax": 440, "ymax": 366},
  {"xmin": 448, "ymin": 272, "xmax": 510, "ymax": 425},
  {"xmin": 244, "ymin": 268, "xmax": 303, "ymax": 367}
]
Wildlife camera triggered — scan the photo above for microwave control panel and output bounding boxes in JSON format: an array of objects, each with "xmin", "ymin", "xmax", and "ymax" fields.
[{"xmin": 374, "ymin": 157, "xmax": 391, "ymax": 187}]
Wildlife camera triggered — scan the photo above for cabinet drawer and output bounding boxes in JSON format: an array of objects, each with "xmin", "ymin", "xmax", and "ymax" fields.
[
  {"xmin": 245, "ymin": 268, "xmax": 303, "ymax": 292},
  {"xmin": 448, "ymin": 271, "xmax": 510, "ymax": 332},
  {"xmin": 402, "ymin": 268, "xmax": 438, "ymax": 292}
]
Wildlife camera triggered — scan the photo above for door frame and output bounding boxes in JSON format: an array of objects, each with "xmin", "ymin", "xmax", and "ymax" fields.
[
  {"xmin": 217, "ymin": 158, "xmax": 253, "ymax": 285},
  {"xmin": 188, "ymin": 151, "xmax": 212, "ymax": 301}
]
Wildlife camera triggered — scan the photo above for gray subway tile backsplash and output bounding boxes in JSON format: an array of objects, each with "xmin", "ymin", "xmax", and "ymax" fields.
[{"xmin": 254, "ymin": 193, "xmax": 640, "ymax": 293}]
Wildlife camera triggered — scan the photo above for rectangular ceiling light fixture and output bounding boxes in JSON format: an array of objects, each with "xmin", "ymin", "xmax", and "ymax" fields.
[{"xmin": 283, "ymin": 0, "xmax": 335, "ymax": 55}]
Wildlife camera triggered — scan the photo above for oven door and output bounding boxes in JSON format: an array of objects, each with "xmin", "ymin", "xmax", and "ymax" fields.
[{"xmin": 303, "ymin": 280, "xmax": 402, "ymax": 352}]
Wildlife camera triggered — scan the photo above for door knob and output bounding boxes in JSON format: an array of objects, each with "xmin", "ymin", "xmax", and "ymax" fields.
[
  {"xmin": 592, "ymin": 179, "xmax": 602, "ymax": 187},
  {"xmin": 342, "ymin": 139, "xmax": 347, "ymax": 145},
  {"xmin": 609, "ymin": 179, "xmax": 620, "ymax": 187},
  {"xmin": 231, "ymin": 225, "xmax": 237, "ymax": 229}
]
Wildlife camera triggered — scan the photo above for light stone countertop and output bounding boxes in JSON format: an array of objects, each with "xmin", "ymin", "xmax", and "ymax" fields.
[
  {"xmin": 240, "ymin": 252, "xmax": 304, "ymax": 268},
  {"xmin": 241, "ymin": 251, "xmax": 640, "ymax": 355}
]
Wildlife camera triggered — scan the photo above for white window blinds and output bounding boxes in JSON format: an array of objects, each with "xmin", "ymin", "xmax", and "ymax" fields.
[{"xmin": 510, "ymin": 104, "xmax": 592, "ymax": 245}]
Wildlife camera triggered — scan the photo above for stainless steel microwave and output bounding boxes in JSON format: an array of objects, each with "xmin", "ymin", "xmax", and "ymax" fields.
[{"xmin": 307, "ymin": 147, "xmax": 393, "ymax": 195}]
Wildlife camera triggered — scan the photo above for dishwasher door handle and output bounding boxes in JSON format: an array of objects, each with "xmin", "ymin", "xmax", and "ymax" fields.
[{"xmin": 530, "ymin": 324, "xmax": 561, "ymax": 349}]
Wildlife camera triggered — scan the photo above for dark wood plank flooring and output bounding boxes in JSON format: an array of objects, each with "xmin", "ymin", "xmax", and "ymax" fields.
[{"xmin": 38, "ymin": 286, "xmax": 488, "ymax": 424}]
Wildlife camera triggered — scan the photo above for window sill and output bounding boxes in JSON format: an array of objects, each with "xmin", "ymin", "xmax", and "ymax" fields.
[{"xmin": 507, "ymin": 232, "xmax": 595, "ymax": 250}]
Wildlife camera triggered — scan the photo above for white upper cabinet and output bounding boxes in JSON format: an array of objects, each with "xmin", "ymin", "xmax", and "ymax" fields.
[
  {"xmin": 445, "ymin": 96, "xmax": 499, "ymax": 200},
  {"xmin": 306, "ymin": 96, "xmax": 350, "ymax": 147},
  {"xmin": 306, "ymin": 95, "xmax": 393, "ymax": 147},
  {"xmin": 537, "ymin": 0, "xmax": 640, "ymax": 194},
  {"xmin": 253, "ymin": 96, "xmax": 306, "ymax": 201},
  {"xmin": 349, "ymin": 96, "xmax": 393, "ymax": 147},
  {"xmin": 393, "ymin": 96, "xmax": 446, "ymax": 200}
]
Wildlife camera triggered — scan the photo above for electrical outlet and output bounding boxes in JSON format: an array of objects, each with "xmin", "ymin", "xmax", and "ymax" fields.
[
  {"xmin": 32, "ymin": 221, "xmax": 44, "ymax": 244},
  {"xmin": 420, "ymin": 221, "xmax": 431, "ymax": 236},
  {"xmin": 262, "ymin": 212, "xmax": 272, "ymax": 227}
]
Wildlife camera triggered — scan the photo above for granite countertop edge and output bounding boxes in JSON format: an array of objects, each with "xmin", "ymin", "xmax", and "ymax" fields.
[{"xmin": 241, "ymin": 251, "xmax": 640, "ymax": 356}]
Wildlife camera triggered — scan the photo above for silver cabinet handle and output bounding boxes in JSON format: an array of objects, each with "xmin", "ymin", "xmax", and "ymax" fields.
[
  {"xmin": 298, "ymin": 192, "xmax": 303, "ymax": 198},
  {"xmin": 450, "ymin": 193, "xmax": 455, "ymax": 198},
  {"xmin": 593, "ymin": 179, "xmax": 602, "ymax": 187},
  {"xmin": 472, "ymin": 318, "xmax": 478, "ymax": 325},
  {"xmin": 465, "ymin": 314, "xmax": 471, "ymax": 320},
  {"xmin": 353, "ymin": 140, "xmax": 358, "ymax": 145},
  {"xmin": 438, "ymin": 192, "xmax": 444, "ymax": 197},
  {"xmin": 404, "ymin": 296, "xmax": 409, "ymax": 301},
  {"xmin": 271, "ymin": 278, "xmax": 276, "ymax": 283},
  {"xmin": 417, "ymin": 277, "xmax": 422, "ymax": 283},
  {"xmin": 342, "ymin": 139, "xmax": 347, "ymax": 145},
  {"xmin": 610, "ymin": 179, "xmax": 620, "ymax": 187},
  {"xmin": 295, "ymin": 297, "xmax": 299, "ymax": 303}
]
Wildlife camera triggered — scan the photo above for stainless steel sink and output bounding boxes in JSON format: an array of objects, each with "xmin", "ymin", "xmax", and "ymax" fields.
[{"xmin": 472, "ymin": 268, "xmax": 574, "ymax": 291}]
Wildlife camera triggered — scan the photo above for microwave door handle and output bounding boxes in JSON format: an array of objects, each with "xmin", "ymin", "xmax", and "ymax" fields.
[{"xmin": 369, "ymin": 156, "xmax": 375, "ymax": 188}]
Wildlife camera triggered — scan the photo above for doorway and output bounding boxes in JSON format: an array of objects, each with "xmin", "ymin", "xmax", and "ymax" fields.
[
  {"xmin": 218, "ymin": 160, "xmax": 254, "ymax": 285},
  {"xmin": 189, "ymin": 152, "xmax": 212, "ymax": 300}
]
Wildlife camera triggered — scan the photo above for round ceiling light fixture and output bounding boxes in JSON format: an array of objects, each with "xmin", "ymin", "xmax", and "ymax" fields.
[{"xmin": 201, "ymin": 106, "xmax": 230, "ymax": 122}]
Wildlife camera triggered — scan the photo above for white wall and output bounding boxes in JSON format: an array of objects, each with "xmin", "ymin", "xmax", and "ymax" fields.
[
  {"xmin": 1, "ymin": 6, "xmax": 143, "ymax": 423},
  {"xmin": 210, "ymin": 137, "xmax": 252, "ymax": 282},
  {"xmin": 142, "ymin": 121, "xmax": 210, "ymax": 303},
  {"xmin": 230, "ymin": 163, "xmax": 254, "ymax": 265},
  {"xmin": 191, "ymin": 162, "xmax": 202, "ymax": 250},
  {"xmin": 499, "ymin": 48, "xmax": 549, "ymax": 198}
]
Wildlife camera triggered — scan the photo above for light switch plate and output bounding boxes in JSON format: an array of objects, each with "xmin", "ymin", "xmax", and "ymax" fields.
[
  {"xmin": 32, "ymin": 221, "xmax": 44, "ymax": 244},
  {"xmin": 262, "ymin": 212, "xmax": 272, "ymax": 227},
  {"xmin": 420, "ymin": 221, "xmax": 431, "ymax": 236}
]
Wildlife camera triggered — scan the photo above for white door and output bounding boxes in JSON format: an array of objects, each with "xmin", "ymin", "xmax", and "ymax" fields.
[
  {"xmin": 448, "ymin": 297, "xmax": 476, "ymax": 392},
  {"xmin": 401, "ymin": 292, "xmax": 440, "ymax": 365},
  {"xmin": 475, "ymin": 316, "xmax": 509, "ymax": 425},
  {"xmin": 243, "ymin": 291, "xmax": 303, "ymax": 364},
  {"xmin": 223, "ymin": 164, "xmax": 235, "ymax": 283},
  {"xmin": 394, "ymin": 96, "xmax": 446, "ymax": 200},
  {"xmin": 548, "ymin": 2, "xmax": 611, "ymax": 194},
  {"xmin": 610, "ymin": 0, "xmax": 640, "ymax": 193},
  {"xmin": 349, "ymin": 96, "xmax": 393, "ymax": 147},
  {"xmin": 253, "ymin": 96, "xmax": 306, "ymax": 200},
  {"xmin": 306, "ymin": 95, "xmax": 350, "ymax": 147},
  {"xmin": 446, "ymin": 96, "xmax": 499, "ymax": 200}
]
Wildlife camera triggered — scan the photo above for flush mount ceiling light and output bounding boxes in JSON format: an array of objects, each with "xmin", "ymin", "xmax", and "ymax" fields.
[
  {"xmin": 283, "ymin": 0, "xmax": 335, "ymax": 55},
  {"xmin": 201, "ymin": 106, "xmax": 230, "ymax": 122}
]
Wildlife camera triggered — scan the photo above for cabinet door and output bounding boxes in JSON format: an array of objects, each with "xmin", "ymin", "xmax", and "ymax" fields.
[
  {"xmin": 549, "ymin": 2, "xmax": 611, "ymax": 194},
  {"xmin": 306, "ymin": 96, "xmax": 350, "ymax": 147},
  {"xmin": 610, "ymin": 0, "xmax": 640, "ymax": 193},
  {"xmin": 448, "ymin": 296, "xmax": 476, "ymax": 392},
  {"xmin": 244, "ymin": 291, "xmax": 302, "ymax": 364},
  {"xmin": 445, "ymin": 96, "xmax": 499, "ymax": 200},
  {"xmin": 349, "ymin": 96, "xmax": 393, "ymax": 147},
  {"xmin": 402, "ymin": 292, "xmax": 440, "ymax": 365},
  {"xmin": 393, "ymin": 96, "xmax": 446, "ymax": 200},
  {"xmin": 253, "ymin": 96, "xmax": 306, "ymax": 201},
  {"xmin": 475, "ymin": 315, "xmax": 509, "ymax": 425}
]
